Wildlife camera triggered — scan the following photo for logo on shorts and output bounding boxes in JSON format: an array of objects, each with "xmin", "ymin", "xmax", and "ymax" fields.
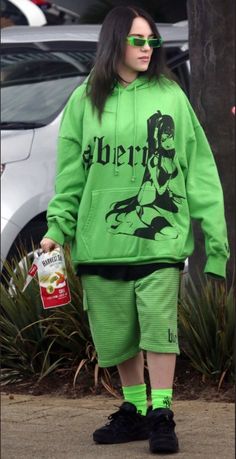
[{"xmin": 168, "ymin": 328, "xmax": 177, "ymax": 343}]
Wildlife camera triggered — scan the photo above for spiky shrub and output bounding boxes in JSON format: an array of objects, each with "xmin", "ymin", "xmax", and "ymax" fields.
[
  {"xmin": 178, "ymin": 274, "xmax": 235, "ymax": 387},
  {"xmin": 1, "ymin": 250, "xmax": 85, "ymax": 382},
  {"xmin": 0, "ymin": 246, "xmax": 119, "ymax": 396}
]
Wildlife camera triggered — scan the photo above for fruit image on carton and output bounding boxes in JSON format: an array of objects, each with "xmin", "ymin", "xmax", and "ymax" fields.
[{"xmin": 22, "ymin": 248, "xmax": 71, "ymax": 309}]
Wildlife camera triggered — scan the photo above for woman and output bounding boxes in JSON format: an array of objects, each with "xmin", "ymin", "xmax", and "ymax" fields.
[{"xmin": 40, "ymin": 5, "xmax": 229, "ymax": 455}]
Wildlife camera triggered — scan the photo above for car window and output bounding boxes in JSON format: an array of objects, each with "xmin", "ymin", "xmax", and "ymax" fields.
[
  {"xmin": 1, "ymin": 47, "xmax": 96, "ymax": 125},
  {"xmin": 165, "ymin": 47, "xmax": 190, "ymax": 96},
  {"xmin": 1, "ymin": 42, "xmax": 189, "ymax": 127},
  {"xmin": 0, "ymin": 0, "xmax": 28, "ymax": 26},
  {"xmin": 172, "ymin": 59, "xmax": 190, "ymax": 96}
]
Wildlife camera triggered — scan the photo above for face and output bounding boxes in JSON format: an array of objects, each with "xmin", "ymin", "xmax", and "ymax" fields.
[
  {"xmin": 118, "ymin": 16, "xmax": 154, "ymax": 83},
  {"xmin": 160, "ymin": 132, "xmax": 175, "ymax": 150},
  {"xmin": 154, "ymin": 125, "xmax": 174, "ymax": 151}
]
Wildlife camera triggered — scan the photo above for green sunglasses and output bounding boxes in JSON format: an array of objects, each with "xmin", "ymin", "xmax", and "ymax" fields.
[{"xmin": 126, "ymin": 36, "xmax": 163, "ymax": 48}]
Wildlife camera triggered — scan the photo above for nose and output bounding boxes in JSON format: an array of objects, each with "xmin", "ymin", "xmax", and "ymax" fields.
[{"xmin": 142, "ymin": 42, "xmax": 151, "ymax": 50}]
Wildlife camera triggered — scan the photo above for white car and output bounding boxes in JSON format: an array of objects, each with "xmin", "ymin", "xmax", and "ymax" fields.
[
  {"xmin": 1, "ymin": 0, "xmax": 47, "ymax": 27},
  {"xmin": 1, "ymin": 23, "xmax": 190, "ymax": 271}
]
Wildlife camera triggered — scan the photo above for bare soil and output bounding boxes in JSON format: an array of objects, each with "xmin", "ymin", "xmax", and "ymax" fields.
[{"xmin": 1, "ymin": 357, "xmax": 234, "ymax": 403}]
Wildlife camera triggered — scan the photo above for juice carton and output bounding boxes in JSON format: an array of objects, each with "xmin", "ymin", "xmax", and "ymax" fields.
[{"xmin": 22, "ymin": 247, "xmax": 71, "ymax": 309}]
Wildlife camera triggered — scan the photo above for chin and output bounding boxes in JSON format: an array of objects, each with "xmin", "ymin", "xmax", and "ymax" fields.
[
  {"xmin": 137, "ymin": 66, "xmax": 149, "ymax": 73},
  {"xmin": 139, "ymin": 64, "xmax": 149, "ymax": 71}
]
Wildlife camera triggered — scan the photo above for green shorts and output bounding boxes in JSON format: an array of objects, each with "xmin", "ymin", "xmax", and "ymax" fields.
[{"xmin": 81, "ymin": 268, "xmax": 180, "ymax": 368}]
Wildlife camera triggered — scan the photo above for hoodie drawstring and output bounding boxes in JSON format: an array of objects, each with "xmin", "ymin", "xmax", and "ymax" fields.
[
  {"xmin": 131, "ymin": 85, "xmax": 137, "ymax": 182},
  {"xmin": 114, "ymin": 82, "xmax": 137, "ymax": 181},
  {"xmin": 114, "ymin": 86, "xmax": 120, "ymax": 176}
]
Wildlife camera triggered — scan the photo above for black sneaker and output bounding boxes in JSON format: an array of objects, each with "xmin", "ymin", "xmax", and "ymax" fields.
[
  {"xmin": 93, "ymin": 401, "xmax": 149, "ymax": 444},
  {"xmin": 147, "ymin": 408, "xmax": 179, "ymax": 454}
]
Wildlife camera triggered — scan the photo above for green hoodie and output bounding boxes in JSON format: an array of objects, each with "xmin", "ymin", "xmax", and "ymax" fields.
[{"xmin": 45, "ymin": 76, "xmax": 229, "ymax": 277}]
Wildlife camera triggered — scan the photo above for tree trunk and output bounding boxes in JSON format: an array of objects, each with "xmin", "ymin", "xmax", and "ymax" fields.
[{"xmin": 187, "ymin": 0, "xmax": 235, "ymax": 280}]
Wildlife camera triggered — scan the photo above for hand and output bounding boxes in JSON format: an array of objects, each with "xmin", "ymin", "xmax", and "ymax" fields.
[{"xmin": 40, "ymin": 238, "xmax": 60, "ymax": 253}]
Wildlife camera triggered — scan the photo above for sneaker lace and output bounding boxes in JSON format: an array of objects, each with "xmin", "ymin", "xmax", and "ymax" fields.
[{"xmin": 106, "ymin": 407, "xmax": 138, "ymax": 430}]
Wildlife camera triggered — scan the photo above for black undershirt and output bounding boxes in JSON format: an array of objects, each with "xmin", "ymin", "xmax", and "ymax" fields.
[{"xmin": 76, "ymin": 262, "xmax": 185, "ymax": 281}]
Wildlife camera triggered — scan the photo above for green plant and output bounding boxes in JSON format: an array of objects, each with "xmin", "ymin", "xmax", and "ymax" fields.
[
  {"xmin": 178, "ymin": 274, "xmax": 235, "ymax": 388},
  {"xmin": 1, "ymin": 257, "xmax": 68, "ymax": 384},
  {"xmin": 0, "ymin": 246, "xmax": 118, "ymax": 394}
]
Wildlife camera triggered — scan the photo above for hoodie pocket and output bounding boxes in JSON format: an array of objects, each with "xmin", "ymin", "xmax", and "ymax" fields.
[
  {"xmin": 81, "ymin": 188, "xmax": 141, "ymax": 259},
  {"xmin": 80, "ymin": 187, "xmax": 185, "ymax": 261}
]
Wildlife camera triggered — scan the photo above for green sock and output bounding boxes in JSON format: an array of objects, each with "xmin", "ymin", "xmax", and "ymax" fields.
[
  {"xmin": 122, "ymin": 383, "xmax": 147, "ymax": 416},
  {"xmin": 151, "ymin": 388, "xmax": 173, "ymax": 410}
]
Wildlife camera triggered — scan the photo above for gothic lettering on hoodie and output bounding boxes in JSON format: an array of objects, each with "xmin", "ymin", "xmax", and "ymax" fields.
[
  {"xmin": 105, "ymin": 111, "xmax": 185, "ymax": 241},
  {"xmin": 83, "ymin": 138, "xmax": 149, "ymax": 169}
]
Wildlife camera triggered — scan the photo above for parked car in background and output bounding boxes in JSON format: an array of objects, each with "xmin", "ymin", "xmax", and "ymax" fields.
[
  {"xmin": 29, "ymin": 0, "xmax": 81, "ymax": 25},
  {"xmin": 0, "ymin": 0, "xmax": 47, "ymax": 27},
  {"xmin": 1, "ymin": 23, "xmax": 190, "ymax": 271}
]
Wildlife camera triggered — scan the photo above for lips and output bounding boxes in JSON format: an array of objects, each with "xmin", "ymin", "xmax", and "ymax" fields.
[{"xmin": 139, "ymin": 57, "xmax": 149, "ymax": 62}]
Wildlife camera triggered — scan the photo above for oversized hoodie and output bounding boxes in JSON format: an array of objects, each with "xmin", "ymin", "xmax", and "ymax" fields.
[{"xmin": 44, "ymin": 76, "xmax": 229, "ymax": 277}]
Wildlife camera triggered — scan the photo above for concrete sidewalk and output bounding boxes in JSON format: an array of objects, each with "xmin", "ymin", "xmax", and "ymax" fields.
[{"xmin": 1, "ymin": 393, "xmax": 234, "ymax": 459}]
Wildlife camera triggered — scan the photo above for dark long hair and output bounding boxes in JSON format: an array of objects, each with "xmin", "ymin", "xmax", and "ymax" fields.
[{"xmin": 87, "ymin": 6, "xmax": 174, "ymax": 119}]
